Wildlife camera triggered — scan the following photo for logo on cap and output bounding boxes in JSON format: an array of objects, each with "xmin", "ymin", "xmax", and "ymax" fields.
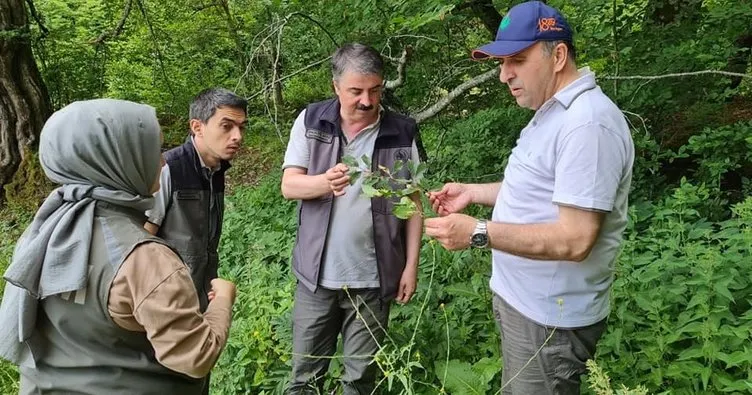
[
  {"xmin": 538, "ymin": 18, "xmax": 563, "ymax": 32},
  {"xmin": 499, "ymin": 15, "xmax": 511, "ymax": 31}
]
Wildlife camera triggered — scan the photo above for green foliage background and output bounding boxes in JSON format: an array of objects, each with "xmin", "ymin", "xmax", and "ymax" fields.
[{"xmin": 2, "ymin": 0, "xmax": 752, "ymax": 393}]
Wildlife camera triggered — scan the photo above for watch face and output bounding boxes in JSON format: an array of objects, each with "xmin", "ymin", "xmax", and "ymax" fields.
[{"xmin": 471, "ymin": 233, "xmax": 488, "ymax": 247}]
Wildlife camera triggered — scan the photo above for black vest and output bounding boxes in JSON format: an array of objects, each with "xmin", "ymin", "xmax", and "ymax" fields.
[
  {"xmin": 158, "ymin": 141, "xmax": 229, "ymax": 311},
  {"xmin": 292, "ymin": 98, "xmax": 418, "ymax": 300}
]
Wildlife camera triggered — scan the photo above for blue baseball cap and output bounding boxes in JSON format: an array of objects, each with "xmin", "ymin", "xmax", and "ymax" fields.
[{"xmin": 471, "ymin": 1, "xmax": 572, "ymax": 60}]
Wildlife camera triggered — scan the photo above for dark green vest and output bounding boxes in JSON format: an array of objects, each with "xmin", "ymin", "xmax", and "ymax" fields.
[{"xmin": 20, "ymin": 203, "xmax": 205, "ymax": 395}]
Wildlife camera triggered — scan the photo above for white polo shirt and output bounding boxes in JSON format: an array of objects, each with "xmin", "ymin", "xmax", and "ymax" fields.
[{"xmin": 490, "ymin": 68, "xmax": 635, "ymax": 328}]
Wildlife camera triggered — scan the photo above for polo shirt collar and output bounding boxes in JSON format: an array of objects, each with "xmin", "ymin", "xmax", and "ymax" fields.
[{"xmin": 551, "ymin": 67, "xmax": 597, "ymax": 109}]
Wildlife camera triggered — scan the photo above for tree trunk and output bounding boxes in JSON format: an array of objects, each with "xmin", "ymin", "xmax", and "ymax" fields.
[
  {"xmin": 646, "ymin": 0, "xmax": 703, "ymax": 25},
  {"xmin": 271, "ymin": 44, "xmax": 283, "ymax": 108},
  {"xmin": 219, "ymin": 0, "xmax": 248, "ymax": 69},
  {"xmin": 0, "ymin": 0, "xmax": 52, "ymax": 204},
  {"xmin": 458, "ymin": 0, "xmax": 503, "ymax": 39},
  {"xmin": 727, "ymin": 32, "xmax": 752, "ymax": 90}
]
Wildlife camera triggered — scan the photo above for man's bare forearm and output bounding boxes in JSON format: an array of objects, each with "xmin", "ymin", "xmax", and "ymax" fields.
[
  {"xmin": 281, "ymin": 171, "xmax": 331, "ymax": 200},
  {"xmin": 486, "ymin": 210, "xmax": 601, "ymax": 262},
  {"xmin": 404, "ymin": 193, "xmax": 423, "ymax": 269},
  {"xmin": 468, "ymin": 182, "xmax": 501, "ymax": 207}
]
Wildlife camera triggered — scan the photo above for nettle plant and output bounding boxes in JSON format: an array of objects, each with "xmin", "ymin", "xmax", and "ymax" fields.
[{"xmin": 342, "ymin": 155, "xmax": 429, "ymax": 219}]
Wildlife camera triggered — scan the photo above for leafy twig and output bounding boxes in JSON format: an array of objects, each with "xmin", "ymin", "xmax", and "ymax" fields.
[{"xmin": 342, "ymin": 155, "xmax": 428, "ymax": 219}]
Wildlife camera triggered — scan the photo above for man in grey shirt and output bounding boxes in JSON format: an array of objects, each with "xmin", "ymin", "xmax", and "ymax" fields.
[
  {"xmin": 425, "ymin": 2, "xmax": 634, "ymax": 394},
  {"xmin": 281, "ymin": 43, "xmax": 423, "ymax": 394}
]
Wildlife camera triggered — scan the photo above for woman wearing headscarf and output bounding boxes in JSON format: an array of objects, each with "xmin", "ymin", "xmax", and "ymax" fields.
[{"xmin": 0, "ymin": 99, "xmax": 236, "ymax": 394}]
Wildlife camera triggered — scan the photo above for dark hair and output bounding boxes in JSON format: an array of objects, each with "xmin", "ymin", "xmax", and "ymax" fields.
[
  {"xmin": 189, "ymin": 88, "xmax": 247, "ymax": 124},
  {"xmin": 541, "ymin": 40, "xmax": 577, "ymax": 62},
  {"xmin": 331, "ymin": 43, "xmax": 384, "ymax": 81}
]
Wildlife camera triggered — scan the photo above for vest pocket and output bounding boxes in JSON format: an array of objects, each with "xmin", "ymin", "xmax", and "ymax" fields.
[
  {"xmin": 371, "ymin": 196, "xmax": 396, "ymax": 215},
  {"xmin": 176, "ymin": 190, "xmax": 201, "ymax": 200}
]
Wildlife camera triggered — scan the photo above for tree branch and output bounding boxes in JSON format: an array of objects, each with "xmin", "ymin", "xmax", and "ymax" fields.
[
  {"xmin": 25, "ymin": 0, "xmax": 48, "ymax": 37},
  {"xmin": 135, "ymin": 0, "xmax": 176, "ymax": 108},
  {"xmin": 457, "ymin": 0, "xmax": 502, "ymax": 39},
  {"xmin": 246, "ymin": 56, "xmax": 333, "ymax": 101},
  {"xmin": 92, "ymin": 0, "xmax": 133, "ymax": 45},
  {"xmin": 409, "ymin": 69, "xmax": 752, "ymax": 125},
  {"xmin": 412, "ymin": 68, "xmax": 497, "ymax": 124},
  {"xmin": 600, "ymin": 70, "xmax": 751, "ymax": 80},
  {"xmin": 288, "ymin": 12, "xmax": 339, "ymax": 48},
  {"xmin": 191, "ymin": 1, "xmax": 222, "ymax": 13},
  {"xmin": 384, "ymin": 46, "xmax": 411, "ymax": 90}
]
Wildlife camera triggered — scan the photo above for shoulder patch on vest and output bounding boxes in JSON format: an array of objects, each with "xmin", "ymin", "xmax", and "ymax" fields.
[
  {"xmin": 395, "ymin": 148, "xmax": 409, "ymax": 162},
  {"xmin": 305, "ymin": 129, "xmax": 334, "ymax": 144}
]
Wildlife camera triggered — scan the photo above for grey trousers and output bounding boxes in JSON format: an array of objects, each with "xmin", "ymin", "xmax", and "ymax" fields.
[
  {"xmin": 287, "ymin": 283, "xmax": 390, "ymax": 395},
  {"xmin": 493, "ymin": 294, "xmax": 607, "ymax": 395}
]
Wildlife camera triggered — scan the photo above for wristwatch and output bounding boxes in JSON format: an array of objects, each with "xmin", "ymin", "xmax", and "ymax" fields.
[{"xmin": 470, "ymin": 219, "xmax": 489, "ymax": 248}]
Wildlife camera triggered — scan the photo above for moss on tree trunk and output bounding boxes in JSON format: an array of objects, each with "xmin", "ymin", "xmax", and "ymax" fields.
[{"xmin": 0, "ymin": 0, "xmax": 53, "ymax": 207}]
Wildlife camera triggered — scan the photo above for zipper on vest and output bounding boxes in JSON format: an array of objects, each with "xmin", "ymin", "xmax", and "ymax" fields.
[{"xmin": 208, "ymin": 172, "xmax": 214, "ymax": 251}]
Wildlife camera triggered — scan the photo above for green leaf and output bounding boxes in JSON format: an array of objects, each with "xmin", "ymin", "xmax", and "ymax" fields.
[
  {"xmin": 445, "ymin": 282, "xmax": 480, "ymax": 299},
  {"xmin": 348, "ymin": 170, "xmax": 361, "ymax": 185},
  {"xmin": 342, "ymin": 155, "xmax": 358, "ymax": 168},
  {"xmin": 677, "ymin": 347, "xmax": 704, "ymax": 361},
  {"xmin": 398, "ymin": 185, "xmax": 421, "ymax": 197},
  {"xmin": 472, "ymin": 357, "xmax": 500, "ymax": 385},
  {"xmin": 712, "ymin": 372, "xmax": 752, "ymax": 392},
  {"xmin": 361, "ymin": 183, "xmax": 382, "ymax": 197},
  {"xmin": 360, "ymin": 154, "xmax": 371, "ymax": 169},
  {"xmin": 701, "ymin": 365, "xmax": 712, "ymax": 390},
  {"xmin": 414, "ymin": 162, "xmax": 428, "ymax": 182},
  {"xmin": 678, "ymin": 321, "xmax": 704, "ymax": 335},
  {"xmin": 407, "ymin": 160, "xmax": 419, "ymax": 180},
  {"xmin": 393, "ymin": 160, "xmax": 403, "ymax": 175},
  {"xmin": 714, "ymin": 282, "xmax": 735, "ymax": 303},
  {"xmin": 717, "ymin": 350, "xmax": 752, "ymax": 368},
  {"xmin": 666, "ymin": 361, "xmax": 705, "ymax": 378},
  {"xmin": 435, "ymin": 359, "xmax": 486, "ymax": 395},
  {"xmin": 393, "ymin": 197, "xmax": 417, "ymax": 219}
]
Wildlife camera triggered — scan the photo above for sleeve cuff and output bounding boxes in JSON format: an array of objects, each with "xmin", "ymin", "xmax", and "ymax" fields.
[
  {"xmin": 552, "ymin": 193, "xmax": 614, "ymax": 212},
  {"xmin": 282, "ymin": 163, "xmax": 308, "ymax": 171},
  {"xmin": 145, "ymin": 214, "xmax": 163, "ymax": 226}
]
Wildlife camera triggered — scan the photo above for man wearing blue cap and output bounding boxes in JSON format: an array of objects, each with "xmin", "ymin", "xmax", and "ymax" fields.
[{"xmin": 425, "ymin": 1, "xmax": 635, "ymax": 393}]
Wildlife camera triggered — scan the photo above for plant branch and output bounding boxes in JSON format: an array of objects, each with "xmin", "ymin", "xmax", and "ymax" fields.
[
  {"xmin": 190, "ymin": 1, "xmax": 222, "ymax": 14},
  {"xmin": 410, "ymin": 69, "xmax": 752, "ymax": 125},
  {"xmin": 236, "ymin": 11, "xmax": 337, "ymax": 94},
  {"xmin": 288, "ymin": 12, "xmax": 339, "ymax": 47},
  {"xmin": 92, "ymin": 0, "xmax": 133, "ymax": 45},
  {"xmin": 245, "ymin": 56, "xmax": 332, "ymax": 101},
  {"xmin": 412, "ymin": 68, "xmax": 497, "ymax": 124},
  {"xmin": 25, "ymin": 0, "xmax": 48, "ymax": 37},
  {"xmin": 135, "ymin": 0, "xmax": 176, "ymax": 109},
  {"xmin": 601, "ymin": 70, "xmax": 751, "ymax": 80},
  {"xmin": 235, "ymin": 17, "xmax": 288, "ymax": 91},
  {"xmin": 384, "ymin": 46, "xmax": 411, "ymax": 90}
]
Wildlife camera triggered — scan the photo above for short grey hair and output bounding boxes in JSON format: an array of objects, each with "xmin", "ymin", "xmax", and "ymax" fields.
[
  {"xmin": 541, "ymin": 40, "xmax": 577, "ymax": 62},
  {"xmin": 331, "ymin": 43, "xmax": 384, "ymax": 81},
  {"xmin": 189, "ymin": 87, "xmax": 247, "ymax": 124}
]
